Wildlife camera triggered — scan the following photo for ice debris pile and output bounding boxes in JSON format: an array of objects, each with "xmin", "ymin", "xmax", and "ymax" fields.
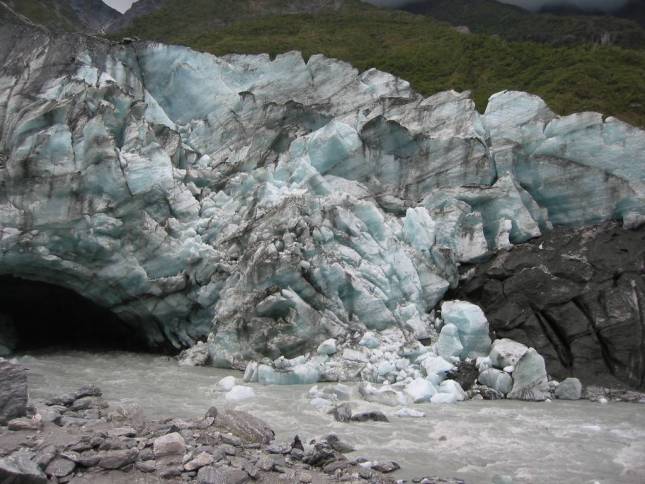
[
  {"xmin": 0, "ymin": 21, "xmax": 643, "ymax": 371},
  {"xmin": 243, "ymin": 300, "xmax": 582, "ymax": 402}
]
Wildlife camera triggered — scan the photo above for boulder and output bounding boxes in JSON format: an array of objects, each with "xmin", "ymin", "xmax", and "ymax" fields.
[
  {"xmin": 0, "ymin": 360, "xmax": 28, "ymax": 425},
  {"xmin": 213, "ymin": 409, "xmax": 274, "ymax": 444},
  {"xmin": 555, "ymin": 378, "xmax": 583, "ymax": 400},
  {"xmin": 44, "ymin": 457, "xmax": 75, "ymax": 477},
  {"xmin": 508, "ymin": 348, "xmax": 550, "ymax": 401},
  {"xmin": 0, "ymin": 453, "xmax": 47, "ymax": 484},
  {"xmin": 197, "ymin": 466, "xmax": 249, "ymax": 484},
  {"xmin": 329, "ymin": 403, "xmax": 352, "ymax": 423},
  {"xmin": 323, "ymin": 434, "xmax": 355, "ymax": 453},
  {"xmin": 351, "ymin": 411, "xmax": 389, "ymax": 422},
  {"xmin": 153, "ymin": 432, "xmax": 186, "ymax": 458}
]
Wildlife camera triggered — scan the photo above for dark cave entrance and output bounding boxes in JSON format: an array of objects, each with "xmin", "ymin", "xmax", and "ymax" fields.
[{"xmin": 0, "ymin": 275, "xmax": 152, "ymax": 353}]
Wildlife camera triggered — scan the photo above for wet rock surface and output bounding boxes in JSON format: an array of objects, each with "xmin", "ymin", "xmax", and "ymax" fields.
[
  {"xmin": 0, "ymin": 360, "xmax": 27, "ymax": 425},
  {"xmin": 458, "ymin": 222, "xmax": 645, "ymax": 389}
]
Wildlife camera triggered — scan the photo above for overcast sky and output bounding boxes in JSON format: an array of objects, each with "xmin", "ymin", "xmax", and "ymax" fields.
[
  {"xmin": 361, "ymin": 0, "xmax": 628, "ymax": 11},
  {"xmin": 103, "ymin": 0, "xmax": 135, "ymax": 13},
  {"xmin": 103, "ymin": 0, "xmax": 629, "ymax": 14}
]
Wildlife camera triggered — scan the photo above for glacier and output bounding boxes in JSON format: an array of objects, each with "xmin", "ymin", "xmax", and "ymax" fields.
[{"xmin": 0, "ymin": 21, "xmax": 644, "ymax": 383}]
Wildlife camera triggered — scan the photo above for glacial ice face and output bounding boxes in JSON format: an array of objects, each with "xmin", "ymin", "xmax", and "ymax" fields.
[{"xmin": 0, "ymin": 22, "xmax": 644, "ymax": 364}]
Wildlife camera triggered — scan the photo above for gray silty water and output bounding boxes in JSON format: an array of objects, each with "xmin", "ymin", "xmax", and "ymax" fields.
[{"xmin": 17, "ymin": 351, "xmax": 645, "ymax": 483}]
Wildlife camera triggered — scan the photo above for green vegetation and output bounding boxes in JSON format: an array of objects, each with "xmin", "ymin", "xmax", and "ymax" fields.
[
  {"xmin": 1, "ymin": 0, "xmax": 80, "ymax": 31},
  {"xmin": 117, "ymin": 1, "xmax": 645, "ymax": 127},
  {"xmin": 402, "ymin": 0, "xmax": 645, "ymax": 49}
]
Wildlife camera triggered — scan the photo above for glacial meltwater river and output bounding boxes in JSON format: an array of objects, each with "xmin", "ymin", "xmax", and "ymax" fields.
[{"xmin": 15, "ymin": 351, "xmax": 645, "ymax": 484}]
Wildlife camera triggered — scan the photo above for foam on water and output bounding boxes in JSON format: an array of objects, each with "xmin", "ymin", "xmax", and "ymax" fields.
[{"xmin": 15, "ymin": 350, "xmax": 645, "ymax": 484}]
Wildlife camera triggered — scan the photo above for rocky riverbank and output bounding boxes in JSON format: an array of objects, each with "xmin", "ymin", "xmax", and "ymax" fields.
[
  {"xmin": 2, "ymin": 359, "xmax": 465, "ymax": 483},
  {"xmin": 3, "ymin": 356, "xmax": 645, "ymax": 484}
]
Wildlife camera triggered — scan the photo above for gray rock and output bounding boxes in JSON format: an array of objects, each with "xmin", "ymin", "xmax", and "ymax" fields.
[
  {"xmin": 213, "ymin": 410, "xmax": 274, "ymax": 445},
  {"xmin": 135, "ymin": 460, "xmax": 156, "ymax": 473},
  {"xmin": 73, "ymin": 385, "xmax": 102, "ymax": 400},
  {"xmin": 555, "ymin": 378, "xmax": 583, "ymax": 400},
  {"xmin": 197, "ymin": 466, "xmax": 249, "ymax": 484},
  {"xmin": 153, "ymin": 432, "xmax": 186, "ymax": 458},
  {"xmin": 303, "ymin": 442, "xmax": 337, "ymax": 468},
  {"xmin": 329, "ymin": 403, "xmax": 352, "ymax": 423},
  {"xmin": 323, "ymin": 434, "xmax": 355, "ymax": 453},
  {"xmin": 371, "ymin": 461, "xmax": 400, "ymax": 473},
  {"xmin": 0, "ymin": 360, "xmax": 27, "ymax": 425},
  {"xmin": 0, "ymin": 452, "xmax": 47, "ymax": 484},
  {"xmin": 97, "ymin": 449, "xmax": 138, "ymax": 470},
  {"xmin": 351, "ymin": 411, "xmax": 389, "ymax": 423},
  {"xmin": 44, "ymin": 457, "xmax": 75, "ymax": 478},
  {"xmin": 7, "ymin": 417, "xmax": 42, "ymax": 432}
]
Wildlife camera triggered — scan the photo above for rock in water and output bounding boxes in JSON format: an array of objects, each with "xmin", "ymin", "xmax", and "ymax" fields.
[
  {"xmin": 330, "ymin": 403, "xmax": 352, "ymax": 423},
  {"xmin": 555, "ymin": 378, "xmax": 583, "ymax": 400},
  {"xmin": 508, "ymin": 348, "xmax": 550, "ymax": 401},
  {"xmin": 0, "ymin": 16, "xmax": 643, "ymax": 368},
  {"xmin": 0, "ymin": 360, "xmax": 27, "ymax": 425}
]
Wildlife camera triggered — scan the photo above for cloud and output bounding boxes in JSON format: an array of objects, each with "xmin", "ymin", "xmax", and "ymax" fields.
[
  {"xmin": 363, "ymin": 0, "xmax": 423, "ymax": 7},
  {"xmin": 496, "ymin": 0, "xmax": 628, "ymax": 12},
  {"xmin": 362, "ymin": 0, "xmax": 629, "ymax": 12}
]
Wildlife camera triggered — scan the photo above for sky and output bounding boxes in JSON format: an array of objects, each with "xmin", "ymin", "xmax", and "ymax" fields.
[
  {"xmin": 103, "ymin": 0, "xmax": 135, "ymax": 13},
  {"xmin": 103, "ymin": 0, "xmax": 629, "ymax": 14},
  {"xmin": 361, "ymin": 0, "xmax": 628, "ymax": 11}
]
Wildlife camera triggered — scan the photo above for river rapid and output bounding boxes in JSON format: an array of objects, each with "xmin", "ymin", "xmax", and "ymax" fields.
[{"xmin": 15, "ymin": 350, "xmax": 645, "ymax": 484}]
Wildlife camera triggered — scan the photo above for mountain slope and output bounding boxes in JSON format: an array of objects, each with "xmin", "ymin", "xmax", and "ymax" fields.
[
  {"xmin": 540, "ymin": 0, "xmax": 645, "ymax": 28},
  {"xmin": 107, "ymin": 0, "xmax": 165, "ymax": 32},
  {"xmin": 111, "ymin": 0, "xmax": 351, "ymax": 35},
  {"xmin": 69, "ymin": 0, "xmax": 121, "ymax": 32},
  {"xmin": 0, "ymin": 0, "xmax": 120, "ymax": 32},
  {"xmin": 399, "ymin": 0, "xmax": 645, "ymax": 49},
  {"xmin": 114, "ymin": 1, "xmax": 645, "ymax": 127}
]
